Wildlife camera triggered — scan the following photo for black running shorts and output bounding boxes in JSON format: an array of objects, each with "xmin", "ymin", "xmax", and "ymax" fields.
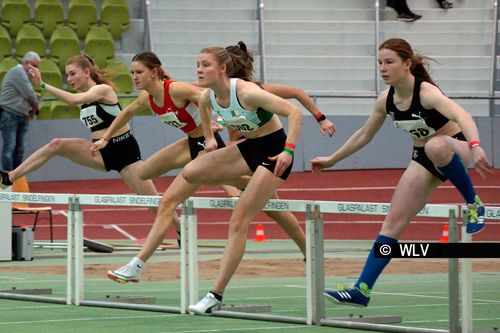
[
  {"xmin": 412, "ymin": 132, "xmax": 466, "ymax": 181},
  {"xmin": 188, "ymin": 131, "xmax": 226, "ymax": 160},
  {"xmin": 236, "ymin": 128, "xmax": 293, "ymax": 180},
  {"xmin": 94, "ymin": 131, "xmax": 141, "ymax": 172}
]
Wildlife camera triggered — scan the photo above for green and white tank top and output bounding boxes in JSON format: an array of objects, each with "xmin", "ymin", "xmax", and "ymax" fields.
[{"xmin": 209, "ymin": 78, "xmax": 273, "ymax": 132}]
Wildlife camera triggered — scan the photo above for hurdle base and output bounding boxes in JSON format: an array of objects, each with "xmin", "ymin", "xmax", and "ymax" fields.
[
  {"xmin": 329, "ymin": 314, "xmax": 402, "ymax": 324},
  {"xmin": 0, "ymin": 288, "xmax": 53, "ymax": 295},
  {"xmin": 88, "ymin": 295, "xmax": 157, "ymax": 304},
  {"xmin": 222, "ymin": 304, "xmax": 272, "ymax": 313}
]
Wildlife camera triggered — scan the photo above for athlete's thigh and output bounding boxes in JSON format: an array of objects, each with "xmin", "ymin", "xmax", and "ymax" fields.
[
  {"xmin": 185, "ymin": 145, "xmax": 252, "ymax": 183},
  {"xmin": 388, "ymin": 161, "xmax": 442, "ymax": 221},
  {"xmin": 233, "ymin": 166, "xmax": 283, "ymax": 221},
  {"xmin": 58, "ymin": 138, "xmax": 106, "ymax": 171},
  {"xmin": 119, "ymin": 161, "xmax": 159, "ymax": 196},
  {"xmin": 140, "ymin": 137, "xmax": 191, "ymax": 179}
]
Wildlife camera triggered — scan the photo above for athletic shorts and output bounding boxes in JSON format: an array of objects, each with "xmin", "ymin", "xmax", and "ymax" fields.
[
  {"xmin": 412, "ymin": 132, "xmax": 466, "ymax": 181},
  {"xmin": 188, "ymin": 131, "xmax": 226, "ymax": 160},
  {"xmin": 93, "ymin": 131, "xmax": 141, "ymax": 172},
  {"xmin": 236, "ymin": 128, "xmax": 293, "ymax": 180}
]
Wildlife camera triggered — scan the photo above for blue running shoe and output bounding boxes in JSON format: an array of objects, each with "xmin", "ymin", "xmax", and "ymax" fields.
[
  {"xmin": 323, "ymin": 283, "xmax": 370, "ymax": 307},
  {"xmin": 465, "ymin": 196, "xmax": 485, "ymax": 234}
]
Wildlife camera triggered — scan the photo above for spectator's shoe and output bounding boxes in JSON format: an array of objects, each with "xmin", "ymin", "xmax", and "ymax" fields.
[
  {"xmin": 177, "ymin": 230, "xmax": 181, "ymax": 248},
  {"xmin": 107, "ymin": 264, "xmax": 141, "ymax": 284},
  {"xmin": 386, "ymin": 0, "xmax": 394, "ymax": 9},
  {"xmin": 464, "ymin": 197, "xmax": 485, "ymax": 234},
  {"xmin": 0, "ymin": 170, "xmax": 12, "ymax": 189},
  {"xmin": 397, "ymin": 12, "xmax": 422, "ymax": 22},
  {"xmin": 189, "ymin": 292, "xmax": 222, "ymax": 315},
  {"xmin": 324, "ymin": 283, "xmax": 370, "ymax": 307},
  {"xmin": 438, "ymin": 0, "xmax": 453, "ymax": 9}
]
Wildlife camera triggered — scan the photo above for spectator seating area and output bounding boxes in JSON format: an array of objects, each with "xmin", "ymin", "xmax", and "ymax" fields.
[{"xmin": 0, "ymin": 0, "xmax": 133, "ymax": 119}]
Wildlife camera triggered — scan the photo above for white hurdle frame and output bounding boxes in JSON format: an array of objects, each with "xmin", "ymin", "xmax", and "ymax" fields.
[
  {"xmin": 0, "ymin": 192, "xmax": 72, "ymax": 305},
  {"xmin": 0, "ymin": 193, "xmax": 498, "ymax": 332},
  {"xmin": 315, "ymin": 201, "xmax": 459, "ymax": 333}
]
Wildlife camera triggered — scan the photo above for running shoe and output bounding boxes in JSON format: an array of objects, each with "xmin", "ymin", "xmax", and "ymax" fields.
[
  {"xmin": 397, "ymin": 12, "xmax": 422, "ymax": 22},
  {"xmin": 464, "ymin": 197, "xmax": 485, "ymax": 234},
  {"xmin": 0, "ymin": 170, "xmax": 12, "ymax": 189},
  {"xmin": 107, "ymin": 264, "xmax": 141, "ymax": 283},
  {"xmin": 324, "ymin": 283, "xmax": 370, "ymax": 307},
  {"xmin": 188, "ymin": 292, "xmax": 222, "ymax": 315}
]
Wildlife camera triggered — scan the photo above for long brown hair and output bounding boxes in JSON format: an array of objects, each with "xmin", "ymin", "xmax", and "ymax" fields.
[
  {"xmin": 131, "ymin": 51, "xmax": 171, "ymax": 80},
  {"xmin": 200, "ymin": 41, "xmax": 255, "ymax": 82},
  {"xmin": 66, "ymin": 55, "xmax": 117, "ymax": 90},
  {"xmin": 379, "ymin": 38, "xmax": 437, "ymax": 86}
]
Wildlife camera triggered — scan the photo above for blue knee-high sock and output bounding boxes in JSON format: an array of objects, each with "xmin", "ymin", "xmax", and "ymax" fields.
[
  {"xmin": 436, "ymin": 153, "xmax": 477, "ymax": 204},
  {"xmin": 355, "ymin": 235, "xmax": 398, "ymax": 292}
]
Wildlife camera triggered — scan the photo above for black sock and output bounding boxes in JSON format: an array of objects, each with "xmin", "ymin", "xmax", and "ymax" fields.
[
  {"xmin": 1, "ymin": 171, "xmax": 12, "ymax": 186},
  {"xmin": 209, "ymin": 290, "xmax": 223, "ymax": 302}
]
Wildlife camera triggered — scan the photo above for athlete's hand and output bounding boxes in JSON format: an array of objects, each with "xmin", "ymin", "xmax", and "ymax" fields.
[
  {"xmin": 310, "ymin": 156, "xmax": 335, "ymax": 174},
  {"xmin": 319, "ymin": 118, "xmax": 336, "ymax": 137},
  {"xmin": 90, "ymin": 138, "xmax": 108, "ymax": 155},
  {"xmin": 27, "ymin": 65, "xmax": 42, "ymax": 86},
  {"xmin": 471, "ymin": 146, "xmax": 494, "ymax": 178},
  {"xmin": 204, "ymin": 136, "xmax": 218, "ymax": 153},
  {"xmin": 268, "ymin": 151, "xmax": 292, "ymax": 177}
]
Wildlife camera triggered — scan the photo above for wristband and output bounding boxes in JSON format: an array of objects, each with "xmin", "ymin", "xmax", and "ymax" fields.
[
  {"xmin": 283, "ymin": 147, "xmax": 294, "ymax": 156},
  {"xmin": 468, "ymin": 140, "xmax": 480, "ymax": 149},
  {"xmin": 216, "ymin": 117, "xmax": 225, "ymax": 126},
  {"xmin": 284, "ymin": 142, "xmax": 296, "ymax": 150},
  {"xmin": 40, "ymin": 82, "xmax": 46, "ymax": 90},
  {"xmin": 314, "ymin": 112, "xmax": 326, "ymax": 122}
]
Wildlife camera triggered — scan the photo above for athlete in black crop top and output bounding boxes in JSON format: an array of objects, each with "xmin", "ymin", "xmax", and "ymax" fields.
[
  {"xmin": 386, "ymin": 78, "xmax": 450, "ymax": 137},
  {"xmin": 0, "ymin": 55, "xmax": 162, "ymax": 220},
  {"xmin": 311, "ymin": 38, "xmax": 493, "ymax": 308}
]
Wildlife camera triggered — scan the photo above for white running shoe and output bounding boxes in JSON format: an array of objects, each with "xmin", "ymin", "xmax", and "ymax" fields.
[
  {"xmin": 107, "ymin": 264, "xmax": 141, "ymax": 284},
  {"xmin": 188, "ymin": 292, "xmax": 222, "ymax": 315}
]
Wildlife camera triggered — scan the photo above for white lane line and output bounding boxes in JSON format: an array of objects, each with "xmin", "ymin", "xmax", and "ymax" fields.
[
  {"xmin": 102, "ymin": 224, "xmax": 137, "ymax": 241},
  {"xmin": 166, "ymin": 327, "xmax": 305, "ymax": 333},
  {"xmin": 0, "ymin": 305, "xmax": 65, "ymax": 311},
  {"xmin": 57, "ymin": 210, "xmax": 68, "ymax": 217},
  {"xmin": 404, "ymin": 317, "xmax": 500, "ymax": 324},
  {"xmin": 0, "ymin": 313, "xmax": 178, "ymax": 325}
]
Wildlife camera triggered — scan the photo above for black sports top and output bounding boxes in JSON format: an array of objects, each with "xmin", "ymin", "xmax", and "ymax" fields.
[
  {"xmin": 385, "ymin": 78, "xmax": 449, "ymax": 140},
  {"xmin": 80, "ymin": 101, "xmax": 121, "ymax": 132}
]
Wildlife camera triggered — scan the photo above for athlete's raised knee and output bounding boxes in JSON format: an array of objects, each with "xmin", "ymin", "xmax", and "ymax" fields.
[{"xmin": 424, "ymin": 136, "xmax": 448, "ymax": 159}]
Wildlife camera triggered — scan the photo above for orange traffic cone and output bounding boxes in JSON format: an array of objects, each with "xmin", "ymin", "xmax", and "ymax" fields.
[
  {"xmin": 254, "ymin": 224, "xmax": 267, "ymax": 242},
  {"xmin": 439, "ymin": 225, "xmax": 449, "ymax": 243}
]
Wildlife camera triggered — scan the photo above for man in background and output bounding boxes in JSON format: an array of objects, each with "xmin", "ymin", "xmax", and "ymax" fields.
[{"xmin": 0, "ymin": 51, "xmax": 40, "ymax": 171}]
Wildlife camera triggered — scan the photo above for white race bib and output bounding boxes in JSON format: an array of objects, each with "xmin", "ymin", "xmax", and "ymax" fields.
[
  {"xmin": 80, "ymin": 105, "xmax": 104, "ymax": 128},
  {"xmin": 225, "ymin": 115, "xmax": 258, "ymax": 132},
  {"xmin": 158, "ymin": 112, "xmax": 188, "ymax": 129},
  {"xmin": 394, "ymin": 119, "xmax": 435, "ymax": 139}
]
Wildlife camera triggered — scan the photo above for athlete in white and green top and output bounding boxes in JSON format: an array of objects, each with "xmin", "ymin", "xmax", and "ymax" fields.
[
  {"xmin": 137, "ymin": 41, "xmax": 303, "ymax": 315},
  {"xmin": 210, "ymin": 78, "xmax": 273, "ymax": 133}
]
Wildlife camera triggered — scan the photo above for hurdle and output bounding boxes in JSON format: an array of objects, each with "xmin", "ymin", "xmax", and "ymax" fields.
[
  {"xmin": 0, "ymin": 191, "xmax": 73, "ymax": 305},
  {"xmin": 0, "ymin": 192, "xmax": 497, "ymax": 332}
]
